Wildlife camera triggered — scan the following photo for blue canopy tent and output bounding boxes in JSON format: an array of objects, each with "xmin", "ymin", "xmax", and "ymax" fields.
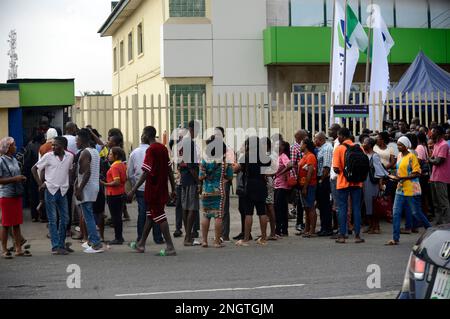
[
  {"xmin": 386, "ymin": 51, "xmax": 450, "ymax": 125},
  {"xmin": 391, "ymin": 51, "xmax": 450, "ymax": 102}
]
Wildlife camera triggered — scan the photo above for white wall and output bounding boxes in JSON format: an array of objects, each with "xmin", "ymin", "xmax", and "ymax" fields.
[
  {"xmin": 161, "ymin": 23, "xmax": 213, "ymax": 78},
  {"xmin": 161, "ymin": 0, "xmax": 268, "ymax": 95},
  {"xmin": 211, "ymin": 0, "xmax": 268, "ymax": 95},
  {"xmin": 212, "ymin": 0, "xmax": 267, "ymax": 39}
]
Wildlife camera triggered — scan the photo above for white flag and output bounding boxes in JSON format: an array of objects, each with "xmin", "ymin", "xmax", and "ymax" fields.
[
  {"xmin": 330, "ymin": 1, "xmax": 368, "ymax": 122},
  {"xmin": 368, "ymin": 5, "xmax": 394, "ymax": 130}
]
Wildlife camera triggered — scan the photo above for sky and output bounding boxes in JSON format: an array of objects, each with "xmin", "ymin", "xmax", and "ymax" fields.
[{"xmin": 0, "ymin": 0, "xmax": 113, "ymax": 95}]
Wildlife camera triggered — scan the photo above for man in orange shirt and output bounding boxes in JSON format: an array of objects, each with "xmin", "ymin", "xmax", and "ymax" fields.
[{"xmin": 332, "ymin": 128, "xmax": 364, "ymax": 244}]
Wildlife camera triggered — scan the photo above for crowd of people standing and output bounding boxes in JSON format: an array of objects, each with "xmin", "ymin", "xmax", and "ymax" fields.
[{"xmin": 0, "ymin": 116, "xmax": 449, "ymax": 258}]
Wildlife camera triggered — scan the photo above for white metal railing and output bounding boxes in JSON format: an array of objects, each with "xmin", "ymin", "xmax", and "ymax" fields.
[{"xmin": 73, "ymin": 91, "xmax": 449, "ymax": 152}]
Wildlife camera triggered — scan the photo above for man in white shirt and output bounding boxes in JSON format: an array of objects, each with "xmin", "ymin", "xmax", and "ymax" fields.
[
  {"xmin": 128, "ymin": 127, "xmax": 164, "ymax": 245},
  {"xmin": 328, "ymin": 123, "xmax": 341, "ymax": 234},
  {"xmin": 32, "ymin": 136, "xmax": 74, "ymax": 255},
  {"xmin": 62, "ymin": 122, "xmax": 79, "ymax": 155}
]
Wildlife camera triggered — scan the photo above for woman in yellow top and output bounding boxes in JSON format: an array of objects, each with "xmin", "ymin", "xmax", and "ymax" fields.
[{"xmin": 386, "ymin": 136, "xmax": 431, "ymax": 245}]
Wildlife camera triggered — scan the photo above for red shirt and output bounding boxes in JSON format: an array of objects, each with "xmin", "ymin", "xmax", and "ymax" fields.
[
  {"xmin": 106, "ymin": 161, "xmax": 127, "ymax": 196},
  {"xmin": 142, "ymin": 143, "xmax": 170, "ymax": 205},
  {"xmin": 298, "ymin": 152, "xmax": 317, "ymax": 186}
]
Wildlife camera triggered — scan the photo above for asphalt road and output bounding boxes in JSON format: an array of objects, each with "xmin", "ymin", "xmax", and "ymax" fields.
[{"xmin": 0, "ymin": 197, "xmax": 418, "ymax": 299}]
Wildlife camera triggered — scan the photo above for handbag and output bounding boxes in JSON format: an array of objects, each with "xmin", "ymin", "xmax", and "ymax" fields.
[
  {"xmin": 368, "ymin": 156, "xmax": 380, "ymax": 184},
  {"xmin": 373, "ymin": 191, "xmax": 393, "ymax": 223},
  {"xmin": 0, "ymin": 156, "xmax": 24, "ymax": 197},
  {"xmin": 287, "ymin": 169, "xmax": 298, "ymax": 188}
]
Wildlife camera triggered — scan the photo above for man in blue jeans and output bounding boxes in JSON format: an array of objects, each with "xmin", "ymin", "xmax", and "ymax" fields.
[
  {"xmin": 32, "ymin": 136, "xmax": 74, "ymax": 255},
  {"xmin": 74, "ymin": 129, "xmax": 104, "ymax": 253},
  {"xmin": 128, "ymin": 127, "xmax": 164, "ymax": 244},
  {"xmin": 332, "ymin": 128, "xmax": 365, "ymax": 244}
]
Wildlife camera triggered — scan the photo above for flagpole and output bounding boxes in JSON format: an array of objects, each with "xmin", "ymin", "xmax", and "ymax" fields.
[
  {"xmin": 343, "ymin": 0, "xmax": 348, "ymax": 104},
  {"xmin": 328, "ymin": 0, "xmax": 337, "ymax": 123},
  {"xmin": 364, "ymin": 0, "xmax": 373, "ymax": 93}
]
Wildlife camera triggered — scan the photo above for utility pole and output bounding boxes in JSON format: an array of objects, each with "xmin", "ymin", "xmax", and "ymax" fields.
[{"xmin": 7, "ymin": 30, "xmax": 18, "ymax": 80}]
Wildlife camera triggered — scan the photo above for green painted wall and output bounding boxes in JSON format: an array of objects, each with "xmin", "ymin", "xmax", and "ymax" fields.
[
  {"xmin": 19, "ymin": 81, "xmax": 75, "ymax": 107},
  {"xmin": 264, "ymin": 27, "xmax": 450, "ymax": 65}
]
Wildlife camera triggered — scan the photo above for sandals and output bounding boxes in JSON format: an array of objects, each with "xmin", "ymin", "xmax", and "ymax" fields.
[
  {"xmin": 15, "ymin": 250, "xmax": 32, "ymax": 257},
  {"xmin": 267, "ymin": 235, "xmax": 277, "ymax": 241},
  {"xmin": 355, "ymin": 238, "xmax": 365, "ymax": 244},
  {"xmin": 385, "ymin": 240, "xmax": 399, "ymax": 246},
  {"xmin": 214, "ymin": 242, "xmax": 225, "ymax": 248},
  {"xmin": 335, "ymin": 238, "xmax": 346, "ymax": 244},
  {"xmin": 235, "ymin": 240, "xmax": 249, "ymax": 247},
  {"xmin": 2, "ymin": 251, "xmax": 13, "ymax": 259},
  {"xmin": 202, "ymin": 242, "xmax": 209, "ymax": 248},
  {"xmin": 256, "ymin": 238, "xmax": 267, "ymax": 246},
  {"xmin": 155, "ymin": 249, "xmax": 177, "ymax": 256}
]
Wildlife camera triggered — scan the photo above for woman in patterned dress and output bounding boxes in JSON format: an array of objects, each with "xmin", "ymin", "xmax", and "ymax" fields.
[{"xmin": 199, "ymin": 136, "xmax": 233, "ymax": 248}]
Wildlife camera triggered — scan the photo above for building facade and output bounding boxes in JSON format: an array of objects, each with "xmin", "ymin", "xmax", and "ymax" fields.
[{"xmin": 99, "ymin": 0, "xmax": 449, "ymax": 130}]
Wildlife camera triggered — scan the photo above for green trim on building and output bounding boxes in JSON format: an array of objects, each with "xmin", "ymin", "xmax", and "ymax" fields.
[
  {"xmin": 264, "ymin": 27, "xmax": 450, "ymax": 65},
  {"xmin": 18, "ymin": 81, "xmax": 75, "ymax": 107}
]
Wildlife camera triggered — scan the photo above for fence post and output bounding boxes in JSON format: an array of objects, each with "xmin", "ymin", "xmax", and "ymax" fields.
[
  {"xmin": 425, "ymin": 92, "xmax": 429, "ymax": 127},
  {"xmin": 225, "ymin": 93, "xmax": 229, "ymax": 130},
  {"xmin": 305, "ymin": 93, "xmax": 309, "ymax": 133},
  {"xmin": 418, "ymin": 92, "xmax": 423, "ymax": 125},
  {"xmin": 260, "ymin": 92, "xmax": 265, "ymax": 132},
  {"xmin": 158, "ymin": 94, "xmax": 162, "ymax": 139},
  {"xmin": 405, "ymin": 92, "xmax": 409, "ymax": 123},
  {"xmin": 412, "ymin": 92, "xmax": 416, "ymax": 120},
  {"xmin": 352, "ymin": 92, "xmax": 356, "ymax": 137},
  {"xmin": 438, "ymin": 91, "xmax": 441, "ymax": 124},
  {"xmin": 297, "ymin": 92, "xmax": 302, "ymax": 131},
  {"xmin": 165, "ymin": 94, "xmax": 169, "ymax": 141},
  {"xmin": 445, "ymin": 91, "xmax": 448, "ymax": 123},
  {"xmin": 268, "ymin": 93, "xmax": 272, "ymax": 138},
  {"xmin": 290, "ymin": 92, "xmax": 294, "ymax": 139},
  {"xmin": 132, "ymin": 95, "xmax": 139, "ymax": 150},
  {"xmin": 283, "ymin": 92, "xmax": 287, "ymax": 137},
  {"xmin": 325, "ymin": 93, "xmax": 329, "ymax": 135},
  {"xmin": 188, "ymin": 94, "xmax": 192, "ymax": 123},
  {"xmin": 319, "ymin": 92, "xmax": 323, "ymax": 133},
  {"xmin": 378, "ymin": 91, "xmax": 383, "ymax": 132},
  {"xmin": 431, "ymin": 92, "xmax": 435, "ymax": 123},
  {"xmin": 150, "ymin": 94, "xmax": 155, "ymax": 126}
]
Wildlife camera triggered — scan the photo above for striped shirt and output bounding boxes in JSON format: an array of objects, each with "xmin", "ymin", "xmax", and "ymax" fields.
[
  {"xmin": 290, "ymin": 142, "xmax": 302, "ymax": 166},
  {"xmin": 317, "ymin": 142, "xmax": 333, "ymax": 177}
]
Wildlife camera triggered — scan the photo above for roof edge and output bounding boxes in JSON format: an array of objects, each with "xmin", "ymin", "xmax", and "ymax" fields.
[
  {"xmin": 7, "ymin": 79, "xmax": 74, "ymax": 84},
  {"xmin": 98, "ymin": 0, "xmax": 130, "ymax": 36}
]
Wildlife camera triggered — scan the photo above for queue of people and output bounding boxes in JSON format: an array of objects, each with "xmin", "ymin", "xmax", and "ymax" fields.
[{"xmin": 1, "ymin": 116, "xmax": 449, "ymax": 259}]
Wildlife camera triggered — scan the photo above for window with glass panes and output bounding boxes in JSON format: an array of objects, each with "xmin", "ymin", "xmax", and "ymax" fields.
[
  {"xmin": 119, "ymin": 41, "xmax": 124, "ymax": 67},
  {"xmin": 137, "ymin": 23, "xmax": 143, "ymax": 55},
  {"xmin": 169, "ymin": 84, "xmax": 205, "ymax": 129},
  {"xmin": 169, "ymin": 0, "xmax": 206, "ymax": 17},
  {"xmin": 128, "ymin": 31, "xmax": 133, "ymax": 61}
]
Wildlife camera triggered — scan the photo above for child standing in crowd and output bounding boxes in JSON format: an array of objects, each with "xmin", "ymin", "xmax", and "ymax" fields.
[{"xmin": 102, "ymin": 147, "xmax": 127, "ymax": 245}]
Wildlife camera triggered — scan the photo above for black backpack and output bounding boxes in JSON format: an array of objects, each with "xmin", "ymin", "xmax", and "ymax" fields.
[{"xmin": 343, "ymin": 143, "xmax": 370, "ymax": 183}]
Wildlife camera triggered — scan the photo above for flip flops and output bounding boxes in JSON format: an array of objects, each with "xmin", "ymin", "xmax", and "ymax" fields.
[
  {"xmin": 235, "ymin": 240, "xmax": 249, "ymax": 247},
  {"xmin": 2, "ymin": 251, "xmax": 13, "ymax": 259},
  {"xmin": 385, "ymin": 240, "xmax": 399, "ymax": 246},
  {"xmin": 155, "ymin": 249, "xmax": 177, "ymax": 256},
  {"xmin": 15, "ymin": 250, "xmax": 32, "ymax": 257},
  {"xmin": 256, "ymin": 238, "xmax": 268, "ymax": 246}
]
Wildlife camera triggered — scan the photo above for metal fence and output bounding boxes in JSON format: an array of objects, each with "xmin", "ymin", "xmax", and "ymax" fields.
[{"xmin": 73, "ymin": 91, "xmax": 449, "ymax": 152}]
